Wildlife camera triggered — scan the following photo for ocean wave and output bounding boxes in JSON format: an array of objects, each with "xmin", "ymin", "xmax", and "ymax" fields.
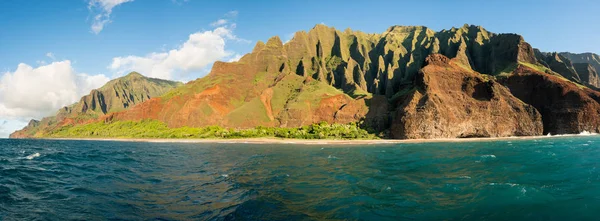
[
  {"xmin": 25, "ymin": 153, "xmax": 40, "ymax": 160},
  {"xmin": 480, "ymin": 155, "xmax": 496, "ymax": 158},
  {"xmin": 546, "ymin": 131, "xmax": 598, "ymax": 137},
  {"xmin": 489, "ymin": 182, "xmax": 519, "ymax": 187}
]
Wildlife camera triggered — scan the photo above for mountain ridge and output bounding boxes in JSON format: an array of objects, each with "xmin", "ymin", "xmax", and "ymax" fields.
[
  {"xmin": 11, "ymin": 24, "xmax": 600, "ymax": 139},
  {"xmin": 9, "ymin": 72, "xmax": 182, "ymax": 138}
]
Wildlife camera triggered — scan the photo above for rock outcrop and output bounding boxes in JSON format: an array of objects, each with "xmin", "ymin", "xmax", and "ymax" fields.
[
  {"xmin": 390, "ymin": 54, "xmax": 543, "ymax": 139},
  {"xmin": 499, "ymin": 65, "xmax": 600, "ymax": 134}
]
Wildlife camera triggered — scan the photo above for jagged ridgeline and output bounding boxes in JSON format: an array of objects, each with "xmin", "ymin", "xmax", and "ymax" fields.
[
  {"xmin": 557, "ymin": 52, "xmax": 600, "ymax": 88},
  {"xmin": 10, "ymin": 72, "xmax": 182, "ymax": 138},
  {"xmin": 266, "ymin": 24, "xmax": 537, "ymax": 97},
  {"xmin": 11, "ymin": 24, "xmax": 600, "ymax": 139}
]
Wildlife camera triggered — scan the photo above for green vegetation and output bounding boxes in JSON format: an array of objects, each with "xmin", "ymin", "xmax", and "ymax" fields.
[
  {"xmin": 226, "ymin": 97, "xmax": 272, "ymax": 124},
  {"xmin": 48, "ymin": 120, "xmax": 378, "ymax": 139},
  {"xmin": 494, "ymin": 63, "xmax": 518, "ymax": 77},
  {"xmin": 519, "ymin": 62, "xmax": 550, "ymax": 73},
  {"xmin": 519, "ymin": 62, "xmax": 588, "ymax": 89}
]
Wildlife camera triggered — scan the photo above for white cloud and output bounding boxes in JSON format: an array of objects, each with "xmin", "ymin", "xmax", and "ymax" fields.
[
  {"xmin": 109, "ymin": 25, "xmax": 245, "ymax": 80},
  {"xmin": 46, "ymin": 52, "xmax": 55, "ymax": 60},
  {"xmin": 227, "ymin": 54, "xmax": 243, "ymax": 62},
  {"xmin": 0, "ymin": 61, "xmax": 109, "ymax": 120},
  {"xmin": 225, "ymin": 10, "xmax": 238, "ymax": 17},
  {"xmin": 88, "ymin": 0, "xmax": 134, "ymax": 34},
  {"xmin": 211, "ymin": 19, "xmax": 228, "ymax": 27}
]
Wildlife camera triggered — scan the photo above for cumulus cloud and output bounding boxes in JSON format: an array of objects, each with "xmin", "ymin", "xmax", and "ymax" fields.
[
  {"xmin": 0, "ymin": 61, "xmax": 109, "ymax": 120},
  {"xmin": 109, "ymin": 24, "xmax": 246, "ymax": 80},
  {"xmin": 108, "ymin": 10, "xmax": 250, "ymax": 80},
  {"xmin": 88, "ymin": 0, "xmax": 134, "ymax": 34}
]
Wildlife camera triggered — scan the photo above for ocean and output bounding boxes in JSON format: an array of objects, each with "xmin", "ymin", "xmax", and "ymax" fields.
[{"xmin": 1, "ymin": 136, "xmax": 599, "ymax": 220}]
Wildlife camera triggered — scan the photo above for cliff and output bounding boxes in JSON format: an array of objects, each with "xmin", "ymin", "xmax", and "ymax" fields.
[
  {"xmin": 9, "ymin": 72, "xmax": 182, "ymax": 138},
  {"xmin": 13, "ymin": 24, "xmax": 600, "ymax": 139}
]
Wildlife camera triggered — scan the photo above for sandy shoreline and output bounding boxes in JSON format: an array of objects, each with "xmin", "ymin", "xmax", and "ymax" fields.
[{"xmin": 36, "ymin": 134, "xmax": 591, "ymax": 145}]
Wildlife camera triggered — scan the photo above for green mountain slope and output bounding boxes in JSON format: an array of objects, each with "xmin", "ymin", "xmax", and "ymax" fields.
[{"xmin": 9, "ymin": 72, "xmax": 182, "ymax": 138}]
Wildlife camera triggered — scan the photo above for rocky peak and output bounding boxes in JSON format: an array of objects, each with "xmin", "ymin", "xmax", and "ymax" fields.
[
  {"xmin": 125, "ymin": 71, "xmax": 143, "ymax": 77},
  {"xmin": 424, "ymin": 54, "xmax": 450, "ymax": 66},
  {"xmin": 27, "ymin": 119, "xmax": 40, "ymax": 128},
  {"xmin": 252, "ymin": 40, "xmax": 266, "ymax": 53},
  {"xmin": 266, "ymin": 36, "xmax": 283, "ymax": 48}
]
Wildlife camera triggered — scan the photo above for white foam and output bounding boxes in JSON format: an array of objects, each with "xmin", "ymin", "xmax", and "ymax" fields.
[
  {"xmin": 221, "ymin": 174, "xmax": 229, "ymax": 178},
  {"xmin": 579, "ymin": 131, "xmax": 597, "ymax": 136},
  {"xmin": 481, "ymin": 154, "xmax": 496, "ymax": 158},
  {"xmin": 520, "ymin": 187, "xmax": 527, "ymax": 194},
  {"xmin": 459, "ymin": 176, "xmax": 472, "ymax": 179},
  {"xmin": 25, "ymin": 153, "xmax": 40, "ymax": 160},
  {"xmin": 489, "ymin": 182, "xmax": 519, "ymax": 187},
  {"xmin": 547, "ymin": 131, "xmax": 598, "ymax": 137}
]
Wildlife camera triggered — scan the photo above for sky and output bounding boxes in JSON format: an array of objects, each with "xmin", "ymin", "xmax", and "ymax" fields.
[{"xmin": 0, "ymin": 0, "xmax": 599, "ymax": 137}]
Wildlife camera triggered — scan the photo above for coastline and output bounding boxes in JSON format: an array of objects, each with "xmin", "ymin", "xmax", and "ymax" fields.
[{"xmin": 32, "ymin": 134, "xmax": 597, "ymax": 145}]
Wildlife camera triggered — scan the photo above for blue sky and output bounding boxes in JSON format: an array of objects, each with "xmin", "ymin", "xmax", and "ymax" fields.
[{"xmin": 0, "ymin": 0, "xmax": 599, "ymax": 137}]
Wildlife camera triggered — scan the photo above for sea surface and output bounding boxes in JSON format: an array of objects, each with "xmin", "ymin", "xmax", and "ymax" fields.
[{"xmin": 1, "ymin": 136, "xmax": 600, "ymax": 220}]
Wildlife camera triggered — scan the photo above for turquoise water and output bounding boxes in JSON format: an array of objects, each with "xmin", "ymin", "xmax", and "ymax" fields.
[{"xmin": 1, "ymin": 136, "xmax": 599, "ymax": 220}]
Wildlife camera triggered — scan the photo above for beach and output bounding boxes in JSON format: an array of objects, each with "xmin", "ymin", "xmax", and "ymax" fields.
[{"xmin": 38, "ymin": 134, "xmax": 587, "ymax": 145}]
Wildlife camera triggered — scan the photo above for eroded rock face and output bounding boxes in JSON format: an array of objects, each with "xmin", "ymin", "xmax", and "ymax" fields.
[
  {"xmin": 573, "ymin": 63, "xmax": 600, "ymax": 88},
  {"xmin": 102, "ymin": 24, "xmax": 540, "ymax": 132},
  {"xmin": 559, "ymin": 52, "xmax": 600, "ymax": 75},
  {"xmin": 539, "ymin": 52, "xmax": 581, "ymax": 83},
  {"xmin": 499, "ymin": 65, "xmax": 600, "ymax": 134},
  {"xmin": 14, "ymin": 24, "xmax": 599, "ymax": 140},
  {"xmin": 390, "ymin": 54, "xmax": 543, "ymax": 139}
]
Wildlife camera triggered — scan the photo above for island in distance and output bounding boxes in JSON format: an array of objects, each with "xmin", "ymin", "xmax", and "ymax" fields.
[{"xmin": 10, "ymin": 24, "xmax": 600, "ymax": 140}]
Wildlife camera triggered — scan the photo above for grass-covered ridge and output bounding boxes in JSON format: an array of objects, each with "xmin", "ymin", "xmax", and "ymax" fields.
[{"xmin": 48, "ymin": 120, "xmax": 378, "ymax": 139}]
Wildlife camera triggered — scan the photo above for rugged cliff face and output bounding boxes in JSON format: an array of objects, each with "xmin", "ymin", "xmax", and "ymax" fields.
[
  {"xmin": 573, "ymin": 63, "xmax": 600, "ymax": 89},
  {"xmin": 12, "ymin": 24, "xmax": 600, "ymax": 139},
  {"xmin": 390, "ymin": 54, "xmax": 543, "ymax": 139},
  {"xmin": 560, "ymin": 52, "xmax": 600, "ymax": 88},
  {"xmin": 498, "ymin": 65, "xmax": 600, "ymax": 134},
  {"xmin": 96, "ymin": 25, "xmax": 534, "ymax": 136},
  {"xmin": 9, "ymin": 72, "xmax": 182, "ymax": 138},
  {"xmin": 535, "ymin": 52, "xmax": 581, "ymax": 83}
]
